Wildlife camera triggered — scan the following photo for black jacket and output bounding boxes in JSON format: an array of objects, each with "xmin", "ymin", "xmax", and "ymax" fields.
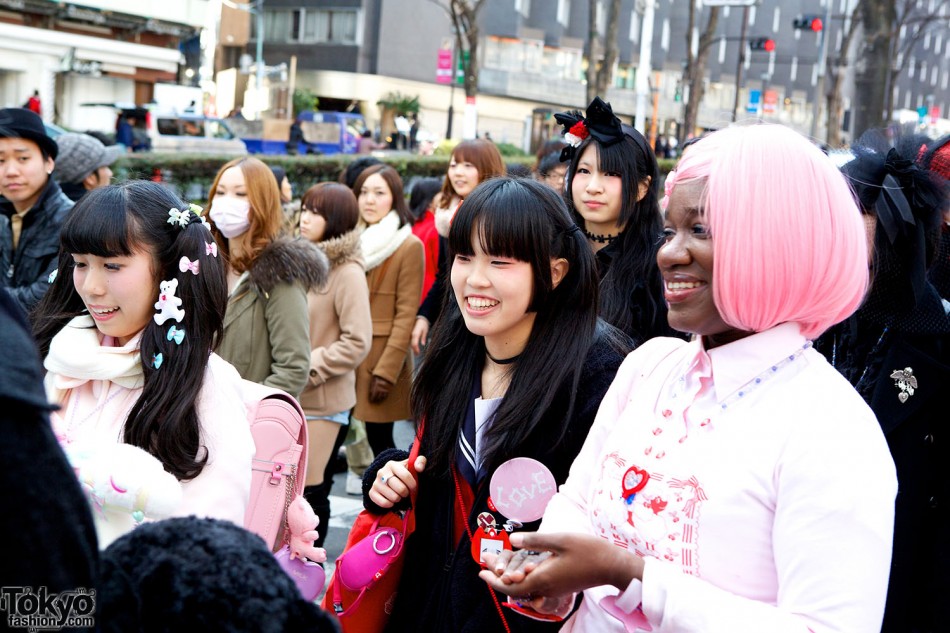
[
  {"xmin": 0, "ymin": 288, "xmax": 98, "ymax": 602},
  {"xmin": 362, "ymin": 328, "xmax": 629, "ymax": 633},
  {"xmin": 0, "ymin": 178, "xmax": 74, "ymax": 312},
  {"xmin": 816, "ymin": 302, "xmax": 950, "ymax": 633}
]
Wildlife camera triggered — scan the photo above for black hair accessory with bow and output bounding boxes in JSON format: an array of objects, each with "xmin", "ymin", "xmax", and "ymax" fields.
[
  {"xmin": 554, "ymin": 97, "xmax": 628, "ymax": 162},
  {"xmin": 843, "ymin": 143, "xmax": 944, "ymax": 316}
]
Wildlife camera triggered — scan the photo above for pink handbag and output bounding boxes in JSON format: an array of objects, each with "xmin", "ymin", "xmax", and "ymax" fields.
[{"xmin": 337, "ymin": 513, "xmax": 409, "ymax": 592}]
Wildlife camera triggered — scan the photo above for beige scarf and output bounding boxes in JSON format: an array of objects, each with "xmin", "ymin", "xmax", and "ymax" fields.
[{"xmin": 44, "ymin": 315, "xmax": 144, "ymax": 405}]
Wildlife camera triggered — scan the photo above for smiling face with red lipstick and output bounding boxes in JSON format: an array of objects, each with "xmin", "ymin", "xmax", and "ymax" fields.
[{"xmin": 658, "ymin": 179, "xmax": 749, "ymax": 349}]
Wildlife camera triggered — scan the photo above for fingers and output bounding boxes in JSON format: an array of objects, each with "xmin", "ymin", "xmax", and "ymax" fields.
[
  {"xmin": 370, "ymin": 458, "xmax": 419, "ymax": 507},
  {"xmin": 411, "ymin": 319, "xmax": 428, "ymax": 355},
  {"xmin": 413, "ymin": 455, "xmax": 427, "ymax": 473},
  {"xmin": 482, "ymin": 549, "xmax": 517, "ymax": 579},
  {"xmin": 509, "ymin": 532, "xmax": 563, "ymax": 554}
]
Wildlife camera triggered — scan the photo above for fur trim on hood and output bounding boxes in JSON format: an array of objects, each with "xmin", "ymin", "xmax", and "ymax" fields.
[
  {"xmin": 317, "ymin": 227, "xmax": 364, "ymax": 270},
  {"xmin": 247, "ymin": 236, "xmax": 329, "ymax": 294}
]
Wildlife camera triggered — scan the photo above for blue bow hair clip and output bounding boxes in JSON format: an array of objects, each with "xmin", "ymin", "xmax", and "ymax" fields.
[
  {"xmin": 167, "ymin": 325, "xmax": 185, "ymax": 345},
  {"xmin": 152, "ymin": 353, "xmax": 164, "ymax": 370}
]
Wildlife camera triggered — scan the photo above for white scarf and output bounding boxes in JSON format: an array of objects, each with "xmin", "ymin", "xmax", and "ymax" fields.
[
  {"xmin": 434, "ymin": 199, "xmax": 462, "ymax": 238},
  {"xmin": 44, "ymin": 315, "xmax": 144, "ymax": 404},
  {"xmin": 359, "ymin": 210, "xmax": 413, "ymax": 271}
]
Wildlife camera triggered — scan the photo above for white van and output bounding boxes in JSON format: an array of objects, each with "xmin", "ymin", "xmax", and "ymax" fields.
[
  {"xmin": 80, "ymin": 103, "xmax": 247, "ymax": 155},
  {"xmin": 150, "ymin": 112, "xmax": 247, "ymax": 155}
]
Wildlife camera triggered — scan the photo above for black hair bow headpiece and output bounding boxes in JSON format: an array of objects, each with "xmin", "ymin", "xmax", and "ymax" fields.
[
  {"xmin": 843, "ymin": 145, "xmax": 944, "ymax": 309},
  {"xmin": 554, "ymin": 97, "xmax": 626, "ymax": 162}
]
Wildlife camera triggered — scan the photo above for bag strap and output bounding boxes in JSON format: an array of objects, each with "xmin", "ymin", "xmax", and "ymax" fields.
[{"xmin": 452, "ymin": 468, "xmax": 511, "ymax": 633}]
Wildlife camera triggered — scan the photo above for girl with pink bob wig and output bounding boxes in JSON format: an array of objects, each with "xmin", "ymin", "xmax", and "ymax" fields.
[
  {"xmin": 480, "ymin": 124, "xmax": 898, "ymax": 633},
  {"xmin": 667, "ymin": 122, "xmax": 869, "ymax": 339}
]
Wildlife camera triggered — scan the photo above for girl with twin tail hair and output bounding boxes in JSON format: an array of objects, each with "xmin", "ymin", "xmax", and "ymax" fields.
[
  {"xmin": 556, "ymin": 97, "xmax": 672, "ymax": 344},
  {"xmin": 361, "ymin": 177, "xmax": 631, "ymax": 632},
  {"xmin": 33, "ymin": 181, "xmax": 254, "ymax": 546}
]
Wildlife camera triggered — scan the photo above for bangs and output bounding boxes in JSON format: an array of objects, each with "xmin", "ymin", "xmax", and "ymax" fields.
[
  {"xmin": 60, "ymin": 186, "xmax": 136, "ymax": 257},
  {"xmin": 597, "ymin": 139, "xmax": 638, "ymax": 181},
  {"xmin": 448, "ymin": 182, "xmax": 546, "ymax": 262}
]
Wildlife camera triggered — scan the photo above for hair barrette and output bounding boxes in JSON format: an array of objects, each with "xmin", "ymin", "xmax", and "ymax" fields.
[
  {"xmin": 48, "ymin": 268, "xmax": 58, "ymax": 284},
  {"xmin": 179, "ymin": 256, "xmax": 200, "ymax": 275},
  {"xmin": 554, "ymin": 96, "xmax": 627, "ymax": 162},
  {"xmin": 167, "ymin": 208, "xmax": 190, "ymax": 229},
  {"xmin": 153, "ymin": 279, "xmax": 185, "ymax": 325},
  {"xmin": 167, "ymin": 325, "xmax": 185, "ymax": 345},
  {"xmin": 152, "ymin": 353, "xmax": 164, "ymax": 370},
  {"xmin": 168, "ymin": 204, "xmax": 212, "ymax": 231},
  {"xmin": 206, "ymin": 242, "xmax": 218, "ymax": 257}
]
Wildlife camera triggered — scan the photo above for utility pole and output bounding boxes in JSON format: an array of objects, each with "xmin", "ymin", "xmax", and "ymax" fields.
[
  {"xmin": 731, "ymin": 5, "xmax": 750, "ymax": 122},
  {"xmin": 633, "ymin": 0, "xmax": 655, "ymax": 133},
  {"xmin": 809, "ymin": 1, "xmax": 833, "ymax": 140}
]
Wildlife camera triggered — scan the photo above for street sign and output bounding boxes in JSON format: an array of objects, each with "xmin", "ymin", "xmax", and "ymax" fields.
[
  {"xmin": 747, "ymin": 89, "xmax": 761, "ymax": 114},
  {"xmin": 436, "ymin": 48, "xmax": 453, "ymax": 84},
  {"xmin": 763, "ymin": 90, "xmax": 778, "ymax": 115}
]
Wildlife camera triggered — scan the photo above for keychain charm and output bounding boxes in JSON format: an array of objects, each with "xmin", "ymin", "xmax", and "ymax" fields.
[{"xmin": 471, "ymin": 511, "xmax": 511, "ymax": 566}]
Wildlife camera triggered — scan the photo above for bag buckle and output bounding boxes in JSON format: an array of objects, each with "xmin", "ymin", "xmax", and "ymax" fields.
[
  {"xmin": 372, "ymin": 530, "xmax": 397, "ymax": 555},
  {"xmin": 269, "ymin": 462, "xmax": 284, "ymax": 485}
]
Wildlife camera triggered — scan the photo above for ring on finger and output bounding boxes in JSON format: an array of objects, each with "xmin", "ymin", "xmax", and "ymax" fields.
[{"xmin": 380, "ymin": 474, "xmax": 387, "ymax": 483}]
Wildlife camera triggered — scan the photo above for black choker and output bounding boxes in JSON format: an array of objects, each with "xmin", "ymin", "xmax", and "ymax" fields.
[
  {"xmin": 487, "ymin": 351, "xmax": 521, "ymax": 365},
  {"xmin": 584, "ymin": 230, "xmax": 619, "ymax": 244}
]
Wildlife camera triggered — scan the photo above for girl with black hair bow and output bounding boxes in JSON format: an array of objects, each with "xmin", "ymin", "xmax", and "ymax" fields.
[
  {"xmin": 556, "ymin": 97, "xmax": 673, "ymax": 344},
  {"xmin": 361, "ymin": 178, "xmax": 630, "ymax": 632},
  {"xmin": 814, "ymin": 132, "xmax": 950, "ymax": 633}
]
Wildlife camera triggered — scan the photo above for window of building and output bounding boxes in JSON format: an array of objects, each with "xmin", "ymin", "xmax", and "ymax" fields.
[
  {"xmin": 260, "ymin": 8, "xmax": 359, "ymax": 44},
  {"xmin": 515, "ymin": 0, "xmax": 531, "ymax": 18},
  {"xmin": 557, "ymin": 0, "xmax": 570, "ymax": 26},
  {"xmin": 263, "ymin": 10, "xmax": 295, "ymax": 42}
]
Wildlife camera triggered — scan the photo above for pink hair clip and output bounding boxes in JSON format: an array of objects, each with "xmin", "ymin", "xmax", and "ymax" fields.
[
  {"xmin": 179, "ymin": 256, "xmax": 200, "ymax": 275},
  {"xmin": 206, "ymin": 242, "xmax": 218, "ymax": 257}
]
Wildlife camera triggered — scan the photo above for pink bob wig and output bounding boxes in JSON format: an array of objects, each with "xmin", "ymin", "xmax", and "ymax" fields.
[{"xmin": 663, "ymin": 124, "xmax": 868, "ymax": 339}]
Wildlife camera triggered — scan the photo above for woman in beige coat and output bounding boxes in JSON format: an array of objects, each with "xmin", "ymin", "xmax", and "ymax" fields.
[
  {"xmin": 352, "ymin": 164, "xmax": 424, "ymax": 456},
  {"xmin": 298, "ymin": 182, "xmax": 372, "ymax": 545}
]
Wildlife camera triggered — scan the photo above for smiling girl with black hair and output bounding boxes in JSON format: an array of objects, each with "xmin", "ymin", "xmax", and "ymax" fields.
[{"xmin": 362, "ymin": 177, "xmax": 630, "ymax": 632}]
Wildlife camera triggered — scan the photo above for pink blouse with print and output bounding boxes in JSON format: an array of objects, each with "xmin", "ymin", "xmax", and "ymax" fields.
[{"xmin": 542, "ymin": 323, "xmax": 897, "ymax": 633}]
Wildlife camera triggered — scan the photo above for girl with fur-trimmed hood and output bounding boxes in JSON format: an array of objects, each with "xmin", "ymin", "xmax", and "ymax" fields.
[
  {"xmin": 208, "ymin": 157, "xmax": 328, "ymax": 399},
  {"xmin": 298, "ymin": 182, "xmax": 373, "ymax": 547}
]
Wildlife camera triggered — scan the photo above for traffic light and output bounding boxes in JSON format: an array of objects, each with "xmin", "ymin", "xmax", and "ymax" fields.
[
  {"xmin": 749, "ymin": 38, "xmax": 776, "ymax": 52},
  {"xmin": 793, "ymin": 15, "xmax": 823, "ymax": 31}
]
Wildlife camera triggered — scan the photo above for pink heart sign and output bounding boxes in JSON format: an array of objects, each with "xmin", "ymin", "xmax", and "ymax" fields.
[{"xmin": 489, "ymin": 457, "xmax": 558, "ymax": 523}]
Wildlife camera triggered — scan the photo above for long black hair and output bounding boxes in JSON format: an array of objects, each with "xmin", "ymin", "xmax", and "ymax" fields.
[
  {"xmin": 33, "ymin": 181, "xmax": 228, "ymax": 481},
  {"xmin": 565, "ymin": 127, "xmax": 667, "ymax": 343},
  {"xmin": 412, "ymin": 177, "xmax": 600, "ymax": 477}
]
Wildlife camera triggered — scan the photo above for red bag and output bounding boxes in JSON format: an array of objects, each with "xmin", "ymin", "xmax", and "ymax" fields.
[{"xmin": 323, "ymin": 437, "xmax": 421, "ymax": 632}]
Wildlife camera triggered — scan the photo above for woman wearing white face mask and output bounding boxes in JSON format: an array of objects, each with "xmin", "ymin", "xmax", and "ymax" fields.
[{"xmin": 208, "ymin": 157, "xmax": 329, "ymax": 398}]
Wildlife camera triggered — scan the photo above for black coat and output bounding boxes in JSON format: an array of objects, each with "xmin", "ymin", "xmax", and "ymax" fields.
[
  {"xmin": 817, "ymin": 311, "xmax": 950, "ymax": 633},
  {"xmin": 0, "ymin": 178, "xmax": 74, "ymax": 312},
  {"xmin": 0, "ymin": 288, "xmax": 99, "ymax": 599},
  {"xmin": 362, "ymin": 329, "xmax": 628, "ymax": 633}
]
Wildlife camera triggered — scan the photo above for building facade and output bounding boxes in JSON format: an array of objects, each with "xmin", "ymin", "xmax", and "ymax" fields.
[
  {"xmin": 0, "ymin": 0, "xmax": 207, "ymax": 131},
  {"xmin": 241, "ymin": 0, "xmax": 948, "ymax": 147}
]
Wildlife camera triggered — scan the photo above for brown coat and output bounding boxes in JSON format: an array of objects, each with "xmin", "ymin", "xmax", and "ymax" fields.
[
  {"xmin": 354, "ymin": 233, "xmax": 424, "ymax": 422},
  {"xmin": 299, "ymin": 229, "xmax": 372, "ymax": 417}
]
